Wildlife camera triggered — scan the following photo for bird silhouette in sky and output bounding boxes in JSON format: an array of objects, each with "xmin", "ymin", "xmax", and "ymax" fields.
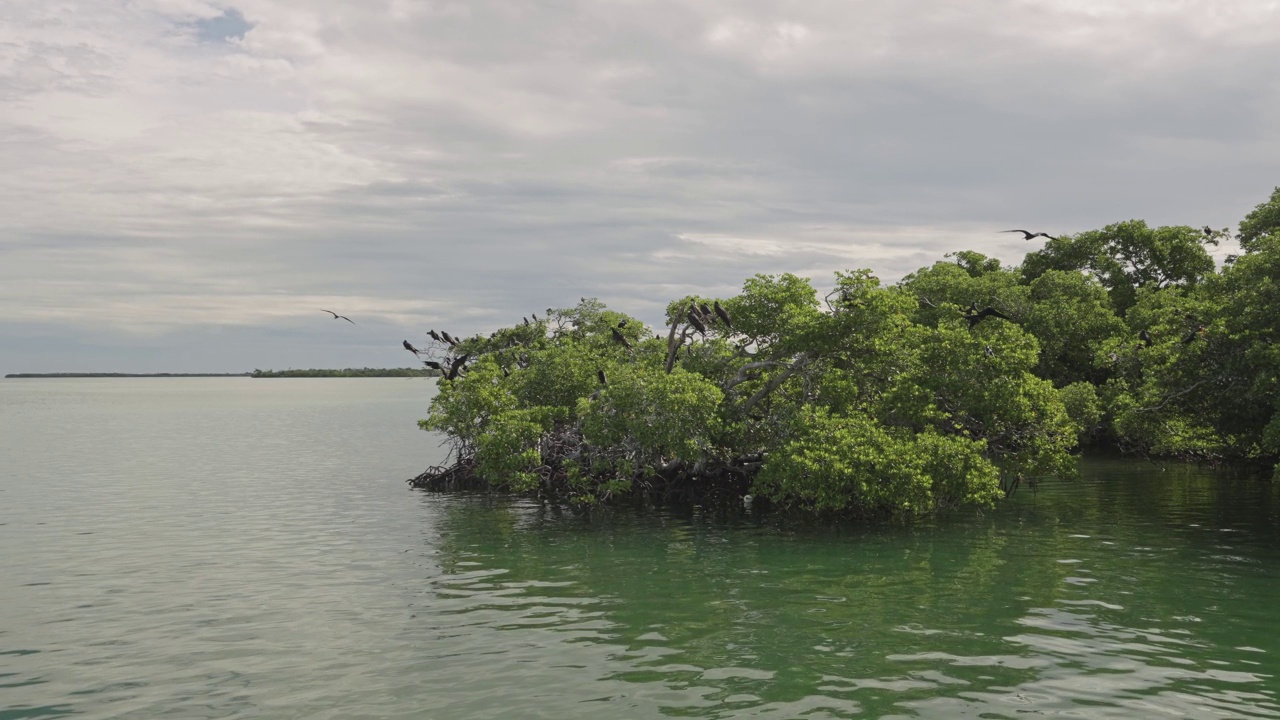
[
  {"xmin": 1001, "ymin": 229, "xmax": 1057, "ymax": 241},
  {"xmin": 320, "ymin": 309, "xmax": 355, "ymax": 324},
  {"xmin": 403, "ymin": 340, "xmax": 420, "ymax": 356}
]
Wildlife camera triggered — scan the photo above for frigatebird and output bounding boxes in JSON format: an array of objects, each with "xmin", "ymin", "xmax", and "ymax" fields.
[
  {"xmin": 1001, "ymin": 229, "xmax": 1057, "ymax": 241},
  {"xmin": 686, "ymin": 310, "xmax": 707, "ymax": 334},
  {"xmin": 403, "ymin": 340, "xmax": 420, "ymax": 355},
  {"xmin": 446, "ymin": 354, "xmax": 470, "ymax": 380},
  {"xmin": 964, "ymin": 306, "xmax": 1013, "ymax": 327},
  {"xmin": 1139, "ymin": 329, "xmax": 1152, "ymax": 348},
  {"xmin": 441, "ymin": 331, "xmax": 458, "ymax": 346},
  {"xmin": 428, "ymin": 329, "xmax": 442, "ymax": 342},
  {"xmin": 610, "ymin": 327, "xmax": 632, "ymax": 350},
  {"xmin": 1182, "ymin": 326, "xmax": 1206, "ymax": 345},
  {"xmin": 700, "ymin": 303, "xmax": 713, "ymax": 319},
  {"xmin": 423, "ymin": 360, "xmax": 443, "ymax": 371},
  {"xmin": 714, "ymin": 301, "xmax": 733, "ymax": 328},
  {"xmin": 320, "ymin": 309, "xmax": 355, "ymax": 324},
  {"xmin": 597, "ymin": 369, "xmax": 607, "ymax": 386}
]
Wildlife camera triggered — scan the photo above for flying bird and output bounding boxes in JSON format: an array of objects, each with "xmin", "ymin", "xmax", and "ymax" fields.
[
  {"xmin": 610, "ymin": 327, "xmax": 632, "ymax": 349},
  {"xmin": 403, "ymin": 340, "xmax": 420, "ymax": 355},
  {"xmin": 320, "ymin": 309, "xmax": 355, "ymax": 324},
  {"xmin": 446, "ymin": 354, "xmax": 470, "ymax": 380},
  {"xmin": 964, "ymin": 306, "xmax": 1013, "ymax": 327},
  {"xmin": 1001, "ymin": 229, "xmax": 1057, "ymax": 241},
  {"xmin": 714, "ymin": 301, "xmax": 733, "ymax": 328}
]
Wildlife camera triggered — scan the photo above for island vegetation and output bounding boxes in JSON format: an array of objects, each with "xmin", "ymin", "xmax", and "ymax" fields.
[
  {"xmin": 4, "ymin": 372, "xmax": 251, "ymax": 378},
  {"xmin": 429, "ymin": 188, "xmax": 1272, "ymax": 514}
]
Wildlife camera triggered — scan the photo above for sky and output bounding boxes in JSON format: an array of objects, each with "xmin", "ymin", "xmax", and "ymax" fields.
[{"xmin": 2, "ymin": 0, "xmax": 1278, "ymax": 374}]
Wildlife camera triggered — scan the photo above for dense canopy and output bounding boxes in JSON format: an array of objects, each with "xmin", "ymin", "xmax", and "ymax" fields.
[{"xmin": 411, "ymin": 187, "xmax": 1280, "ymax": 516}]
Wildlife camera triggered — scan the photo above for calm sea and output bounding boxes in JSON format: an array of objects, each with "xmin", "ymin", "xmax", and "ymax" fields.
[{"xmin": 1, "ymin": 378, "xmax": 1278, "ymax": 719}]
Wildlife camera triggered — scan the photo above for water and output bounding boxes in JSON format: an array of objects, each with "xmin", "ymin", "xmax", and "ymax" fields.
[{"xmin": 2, "ymin": 379, "xmax": 1278, "ymax": 719}]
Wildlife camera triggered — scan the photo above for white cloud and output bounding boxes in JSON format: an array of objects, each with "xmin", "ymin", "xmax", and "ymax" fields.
[{"xmin": 1, "ymin": 0, "xmax": 1278, "ymax": 371}]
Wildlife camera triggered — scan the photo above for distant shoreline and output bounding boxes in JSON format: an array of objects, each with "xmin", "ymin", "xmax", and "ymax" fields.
[
  {"xmin": 5, "ymin": 373, "xmax": 252, "ymax": 378},
  {"xmin": 6, "ymin": 368, "xmax": 439, "ymax": 379}
]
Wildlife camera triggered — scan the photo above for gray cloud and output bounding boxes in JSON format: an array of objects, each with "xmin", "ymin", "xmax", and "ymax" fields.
[{"xmin": 1, "ymin": 0, "xmax": 1277, "ymax": 373}]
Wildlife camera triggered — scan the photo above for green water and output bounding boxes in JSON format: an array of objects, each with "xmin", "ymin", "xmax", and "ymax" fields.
[{"xmin": 2, "ymin": 379, "xmax": 1278, "ymax": 718}]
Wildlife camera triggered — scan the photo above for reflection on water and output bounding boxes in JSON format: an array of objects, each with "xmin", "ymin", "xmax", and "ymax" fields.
[{"xmin": 2, "ymin": 379, "xmax": 1278, "ymax": 718}]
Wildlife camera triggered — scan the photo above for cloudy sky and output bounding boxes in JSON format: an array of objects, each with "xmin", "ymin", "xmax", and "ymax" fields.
[{"xmin": 2, "ymin": 0, "xmax": 1277, "ymax": 373}]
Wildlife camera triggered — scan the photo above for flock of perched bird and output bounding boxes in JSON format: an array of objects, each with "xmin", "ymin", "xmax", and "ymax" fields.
[{"xmin": 319, "ymin": 229, "xmax": 1070, "ymax": 381}]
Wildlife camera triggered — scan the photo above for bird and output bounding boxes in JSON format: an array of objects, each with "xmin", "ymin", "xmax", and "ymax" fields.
[
  {"xmin": 428, "ymin": 329, "xmax": 442, "ymax": 342},
  {"xmin": 963, "ymin": 306, "xmax": 1012, "ymax": 327},
  {"xmin": 531, "ymin": 312, "xmax": 539, "ymax": 322},
  {"xmin": 320, "ymin": 309, "xmax": 355, "ymax": 324},
  {"xmin": 523, "ymin": 317, "xmax": 529, "ymax": 326},
  {"xmin": 714, "ymin": 301, "xmax": 733, "ymax": 328},
  {"xmin": 1182, "ymin": 325, "xmax": 1206, "ymax": 345},
  {"xmin": 1138, "ymin": 329, "xmax": 1152, "ymax": 348},
  {"xmin": 422, "ymin": 360, "xmax": 443, "ymax": 371},
  {"xmin": 610, "ymin": 327, "xmax": 632, "ymax": 349},
  {"xmin": 597, "ymin": 369, "xmax": 607, "ymax": 386},
  {"xmin": 403, "ymin": 340, "xmax": 420, "ymax": 356},
  {"xmin": 700, "ymin": 303, "xmax": 713, "ymax": 319},
  {"xmin": 441, "ymin": 331, "xmax": 458, "ymax": 346},
  {"xmin": 688, "ymin": 302, "xmax": 704, "ymax": 319},
  {"xmin": 1001, "ymin": 229, "xmax": 1057, "ymax": 241},
  {"xmin": 1203, "ymin": 226, "xmax": 1214, "ymax": 236},
  {"xmin": 686, "ymin": 310, "xmax": 707, "ymax": 334},
  {"xmin": 446, "ymin": 354, "xmax": 470, "ymax": 380},
  {"xmin": 618, "ymin": 319, "xmax": 628, "ymax": 329}
]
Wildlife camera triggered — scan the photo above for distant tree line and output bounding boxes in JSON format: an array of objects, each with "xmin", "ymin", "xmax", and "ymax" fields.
[
  {"xmin": 252, "ymin": 367, "xmax": 439, "ymax": 378},
  {"xmin": 397, "ymin": 186, "xmax": 1275, "ymax": 515}
]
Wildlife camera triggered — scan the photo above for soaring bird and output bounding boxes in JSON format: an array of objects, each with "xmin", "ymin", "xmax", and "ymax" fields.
[
  {"xmin": 403, "ymin": 340, "xmax": 420, "ymax": 356},
  {"xmin": 446, "ymin": 354, "xmax": 470, "ymax": 380},
  {"xmin": 687, "ymin": 310, "xmax": 707, "ymax": 334},
  {"xmin": 610, "ymin": 327, "xmax": 632, "ymax": 349},
  {"xmin": 714, "ymin": 301, "xmax": 733, "ymax": 328},
  {"xmin": 1001, "ymin": 229, "xmax": 1057, "ymax": 241},
  {"xmin": 597, "ymin": 369, "xmax": 607, "ymax": 386},
  {"xmin": 320, "ymin": 309, "xmax": 355, "ymax": 324},
  {"xmin": 964, "ymin": 306, "xmax": 1013, "ymax": 327}
]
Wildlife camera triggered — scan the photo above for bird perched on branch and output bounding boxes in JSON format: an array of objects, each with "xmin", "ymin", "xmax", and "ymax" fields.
[
  {"xmin": 422, "ymin": 360, "xmax": 443, "ymax": 371},
  {"xmin": 1139, "ymin": 329, "xmax": 1152, "ymax": 348},
  {"xmin": 714, "ymin": 301, "xmax": 733, "ymax": 328},
  {"xmin": 964, "ymin": 306, "xmax": 1013, "ymax": 327},
  {"xmin": 597, "ymin": 369, "xmax": 607, "ymax": 386},
  {"xmin": 428, "ymin": 329, "xmax": 442, "ymax": 342},
  {"xmin": 687, "ymin": 310, "xmax": 707, "ymax": 334},
  {"xmin": 320, "ymin": 309, "xmax": 355, "ymax": 324},
  {"xmin": 610, "ymin": 327, "xmax": 632, "ymax": 349},
  {"xmin": 446, "ymin": 354, "xmax": 470, "ymax": 380},
  {"xmin": 441, "ymin": 331, "xmax": 458, "ymax": 346},
  {"xmin": 1001, "ymin": 229, "xmax": 1057, "ymax": 241},
  {"xmin": 403, "ymin": 340, "xmax": 420, "ymax": 356},
  {"xmin": 700, "ymin": 302, "xmax": 713, "ymax": 318}
]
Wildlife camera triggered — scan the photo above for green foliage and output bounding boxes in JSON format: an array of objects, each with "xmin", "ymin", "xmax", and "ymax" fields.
[
  {"xmin": 1239, "ymin": 186, "xmax": 1280, "ymax": 252},
  {"xmin": 414, "ymin": 187, "xmax": 1280, "ymax": 508},
  {"xmin": 1021, "ymin": 220, "xmax": 1216, "ymax": 315}
]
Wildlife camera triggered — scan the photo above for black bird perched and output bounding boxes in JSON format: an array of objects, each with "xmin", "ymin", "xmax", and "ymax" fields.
[
  {"xmin": 597, "ymin": 369, "xmax": 607, "ymax": 386},
  {"xmin": 531, "ymin": 312, "xmax": 538, "ymax": 322},
  {"xmin": 422, "ymin": 360, "xmax": 443, "ymax": 371},
  {"xmin": 1138, "ymin": 329, "xmax": 1152, "ymax": 348},
  {"xmin": 523, "ymin": 316, "xmax": 529, "ymax": 326},
  {"xmin": 320, "ymin": 309, "xmax": 355, "ymax": 324},
  {"xmin": 1182, "ymin": 325, "xmax": 1206, "ymax": 345},
  {"xmin": 714, "ymin": 301, "xmax": 732, "ymax": 328},
  {"xmin": 446, "ymin": 354, "xmax": 470, "ymax": 380},
  {"xmin": 441, "ymin": 331, "xmax": 458, "ymax": 346},
  {"xmin": 617, "ymin": 319, "xmax": 628, "ymax": 329},
  {"xmin": 428, "ymin": 329, "xmax": 442, "ymax": 342},
  {"xmin": 403, "ymin": 340, "xmax": 420, "ymax": 355},
  {"xmin": 1001, "ymin": 229, "xmax": 1057, "ymax": 241},
  {"xmin": 686, "ymin": 310, "xmax": 707, "ymax": 334},
  {"xmin": 700, "ymin": 303, "xmax": 713, "ymax": 319},
  {"xmin": 964, "ymin": 306, "xmax": 1013, "ymax": 327},
  {"xmin": 1203, "ymin": 225, "xmax": 1214, "ymax": 236},
  {"xmin": 610, "ymin": 327, "xmax": 632, "ymax": 349},
  {"xmin": 688, "ymin": 302, "xmax": 704, "ymax": 319}
]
